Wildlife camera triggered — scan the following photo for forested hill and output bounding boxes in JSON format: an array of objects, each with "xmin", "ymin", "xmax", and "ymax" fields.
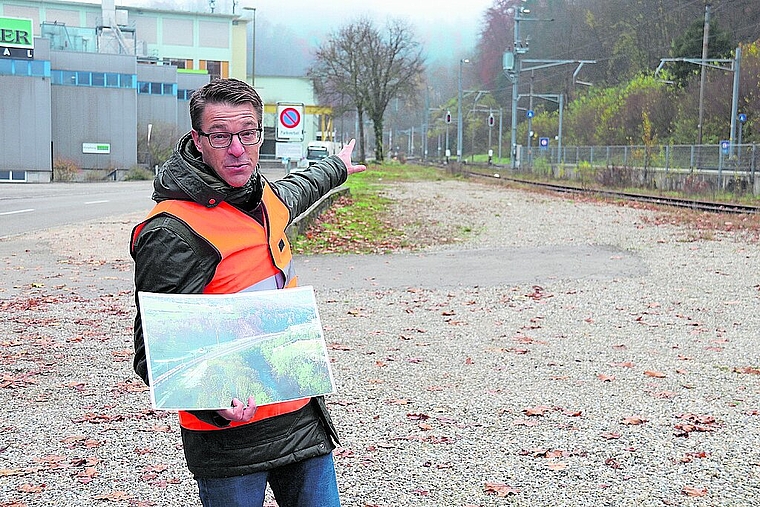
[
  {"xmin": 476, "ymin": 0, "xmax": 760, "ymax": 90},
  {"xmin": 470, "ymin": 0, "xmax": 760, "ymax": 146}
]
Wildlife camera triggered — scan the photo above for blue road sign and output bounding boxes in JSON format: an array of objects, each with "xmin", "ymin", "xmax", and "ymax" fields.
[
  {"xmin": 739, "ymin": 113, "xmax": 747, "ymax": 123},
  {"xmin": 539, "ymin": 137, "xmax": 549, "ymax": 150},
  {"xmin": 526, "ymin": 110, "xmax": 535, "ymax": 119},
  {"xmin": 720, "ymin": 140, "xmax": 730, "ymax": 154}
]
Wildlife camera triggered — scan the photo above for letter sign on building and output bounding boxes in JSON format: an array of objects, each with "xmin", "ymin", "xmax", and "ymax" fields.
[
  {"xmin": 276, "ymin": 103, "xmax": 304, "ymax": 142},
  {"xmin": 0, "ymin": 17, "xmax": 34, "ymax": 59}
]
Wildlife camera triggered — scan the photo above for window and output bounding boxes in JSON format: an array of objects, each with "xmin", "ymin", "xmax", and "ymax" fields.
[
  {"xmin": 165, "ymin": 58, "xmax": 187, "ymax": 69},
  {"xmin": 30, "ymin": 60, "xmax": 48, "ymax": 77},
  {"xmin": 105, "ymin": 73, "xmax": 120, "ymax": 87},
  {"xmin": 76, "ymin": 71, "xmax": 91, "ymax": 86},
  {"xmin": 51, "ymin": 70, "xmax": 136, "ymax": 88},
  {"xmin": 0, "ymin": 170, "xmax": 26, "ymax": 182},
  {"xmin": 0, "ymin": 59, "xmax": 13, "ymax": 75},
  {"xmin": 178, "ymin": 89, "xmax": 195, "ymax": 101},
  {"xmin": 0, "ymin": 59, "xmax": 50, "ymax": 78},
  {"xmin": 63, "ymin": 71, "xmax": 76, "ymax": 85},
  {"xmin": 92, "ymin": 72, "xmax": 105, "ymax": 87},
  {"xmin": 137, "ymin": 81, "xmax": 178, "ymax": 96},
  {"xmin": 205, "ymin": 60, "xmax": 222, "ymax": 80},
  {"xmin": 121, "ymin": 74, "xmax": 135, "ymax": 88}
]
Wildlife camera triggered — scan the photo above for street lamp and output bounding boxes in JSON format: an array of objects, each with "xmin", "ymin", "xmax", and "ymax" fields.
[
  {"xmin": 457, "ymin": 58, "xmax": 470, "ymax": 162},
  {"xmin": 243, "ymin": 7, "xmax": 256, "ymax": 87}
]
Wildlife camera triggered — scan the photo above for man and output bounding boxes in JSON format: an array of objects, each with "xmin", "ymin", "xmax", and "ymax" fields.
[{"xmin": 130, "ymin": 78, "xmax": 365, "ymax": 507}]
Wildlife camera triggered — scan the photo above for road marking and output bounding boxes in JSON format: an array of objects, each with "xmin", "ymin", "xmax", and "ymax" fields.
[
  {"xmin": 0, "ymin": 208, "xmax": 34, "ymax": 216},
  {"xmin": 85, "ymin": 200, "xmax": 109, "ymax": 205}
]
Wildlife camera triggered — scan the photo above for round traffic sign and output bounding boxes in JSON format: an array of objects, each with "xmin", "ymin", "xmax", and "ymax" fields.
[
  {"xmin": 280, "ymin": 107, "xmax": 301, "ymax": 129},
  {"xmin": 526, "ymin": 110, "xmax": 535, "ymax": 119},
  {"xmin": 739, "ymin": 113, "xmax": 748, "ymax": 123}
]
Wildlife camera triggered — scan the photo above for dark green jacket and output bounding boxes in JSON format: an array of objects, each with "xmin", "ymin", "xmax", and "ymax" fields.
[{"xmin": 131, "ymin": 132, "xmax": 344, "ymax": 478}]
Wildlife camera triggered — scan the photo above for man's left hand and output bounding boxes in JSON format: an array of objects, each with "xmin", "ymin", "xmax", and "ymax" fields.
[
  {"xmin": 338, "ymin": 139, "xmax": 367, "ymax": 175},
  {"xmin": 217, "ymin": 396, "xmax": 257, "ymax": 422}
]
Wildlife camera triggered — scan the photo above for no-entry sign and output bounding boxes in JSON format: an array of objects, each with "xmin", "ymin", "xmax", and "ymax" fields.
[{"xmin": 276, "ymin": 103, "xmax": 304, "ymax": 141}]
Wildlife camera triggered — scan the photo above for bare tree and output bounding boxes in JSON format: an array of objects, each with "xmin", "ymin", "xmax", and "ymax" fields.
[
  {"xmin": 361, "ymin": 19, "xmax": 425, "ymax": 162},
  {"xmin": 309, "ymin": 17, "xmax": 425, "ymax": 163},
  {"xmin": 309, "ymin": 20, "xmax": 372, "ymax": 161}
]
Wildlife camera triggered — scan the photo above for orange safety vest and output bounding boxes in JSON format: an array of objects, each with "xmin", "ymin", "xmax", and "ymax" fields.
[{"xmin": 132, "ymin": 182, "xmax": 309, "ymax": 431}]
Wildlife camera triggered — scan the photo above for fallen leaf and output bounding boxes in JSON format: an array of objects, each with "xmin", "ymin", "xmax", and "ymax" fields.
[
  {"xmin": 523, "ymin": 405, "xmax": 551, "ymax": 416},
  {"xmin": 92, "ymin": 491, "xmax": 134, "ymax": 501},
  {"xmin": 734, "ymin": 366, "xmax": 760, "ymax": 375},
  {"xmin": 682, "ymin": 485, "xmax": 708, "ymax": 497},
  {"xmin": 484, "ymin": 482, "xmax": 519, "ymax": 497},
  {"xmin": 17, "ymin": 482, "xmax": 45, "ymax": 493},
  {"xmin": 621, "ymin": 416, "xmax": 648, "ymax": 425},
  {"xmin": 644, "ymin": 370, "xmax": 666, "ymax": 378}
]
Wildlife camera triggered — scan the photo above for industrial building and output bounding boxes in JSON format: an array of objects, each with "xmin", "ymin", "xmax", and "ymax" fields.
[{"xmin": 0, "ymin": 0, "xmax": 324, "ymax": 182}]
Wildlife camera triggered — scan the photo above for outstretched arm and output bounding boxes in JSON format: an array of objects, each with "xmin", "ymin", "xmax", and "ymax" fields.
[
  {"xmin": 337, "ymin": 139, "xmax": 366, "ymax": 175},
  {"xmin": 271, "ymin": 138, "xmax": 366, "ymax": 221}
]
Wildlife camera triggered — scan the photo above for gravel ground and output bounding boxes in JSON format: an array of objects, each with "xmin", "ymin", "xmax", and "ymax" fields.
[{"xmin": 1, "ymin": 178, "xmax": 759, "ymax": 507}]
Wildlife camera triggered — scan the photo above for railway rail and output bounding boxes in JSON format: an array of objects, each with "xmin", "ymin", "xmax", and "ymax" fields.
[{"xmin": 454, "ymin": 164, "xmax": 760, "ymax": 215}]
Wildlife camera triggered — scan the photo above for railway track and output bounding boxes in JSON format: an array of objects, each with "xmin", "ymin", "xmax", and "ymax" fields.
[{"xmin": 458, "ymin": 165, "xmax": 760, "ymax": 215}]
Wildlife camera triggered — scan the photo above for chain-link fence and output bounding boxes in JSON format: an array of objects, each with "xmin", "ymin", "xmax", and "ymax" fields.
[{"xmin": 518, "ymin": 144, "xmax": 760, "ymax": 197}]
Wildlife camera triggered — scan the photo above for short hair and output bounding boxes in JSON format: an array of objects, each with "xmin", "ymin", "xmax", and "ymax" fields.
[{"xmin": 189, "ymin": 78, "xmax": 263, "ymax": 131}]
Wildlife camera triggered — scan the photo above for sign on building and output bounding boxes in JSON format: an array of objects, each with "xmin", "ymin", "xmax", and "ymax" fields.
[
  {"xmin": 83, "ymin": 143, "xmax": 111, "ymax": 154},
  {"xmin": 0, "ymin": 16, "xmax": 34, "ymax": 59},
  {"xmin": 276, "ymin": 103, "xmax": 304, "ymax": 142}
]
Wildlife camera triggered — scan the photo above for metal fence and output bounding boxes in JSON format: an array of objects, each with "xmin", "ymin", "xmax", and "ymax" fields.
[{"xmin": 520, "ymin": 143, "xmax": 760, "ymax": 196}]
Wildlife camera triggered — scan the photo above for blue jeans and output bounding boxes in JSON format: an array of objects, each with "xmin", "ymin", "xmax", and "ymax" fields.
[{"xmin": 196, "ymin": 453, "xmax": 340, "ymax": 507}]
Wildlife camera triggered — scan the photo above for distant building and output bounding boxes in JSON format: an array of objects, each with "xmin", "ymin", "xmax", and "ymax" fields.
[{"xmin": 0, "ymin": 0, "xmax": 326, "ymax": 182}]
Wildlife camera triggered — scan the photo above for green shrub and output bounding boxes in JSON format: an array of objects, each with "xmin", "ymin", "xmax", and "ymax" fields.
[
  {"xmin": 578, "ymin": 161, "xmax": 595, "ymax": 189},
  {"xmin": 125, "ymin": 165, "xmax": 155, "ymax": 181},
  {"xmin": 53, "ymin": 158, "xmax": 81, "ymax": 182}
]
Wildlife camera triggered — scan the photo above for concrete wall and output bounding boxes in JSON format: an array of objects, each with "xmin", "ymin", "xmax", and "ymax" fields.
[
  {"xmin": 137, "ymin": 63, "xmax": 178, "ymax": 131},
  {"xmin": 50, "ymin": 50, "xmax": 137, "ymax": 172},
  {"xmin": 176, "ymin": 71, "xmax": 210, "ymax": 133},
  {"xmin": 0, "ymin": 38, "xmax": 52, "ymax": 182}
]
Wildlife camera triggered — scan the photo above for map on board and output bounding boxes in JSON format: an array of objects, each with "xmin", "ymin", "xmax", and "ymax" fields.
[{"xmin": 138, "ymin": 286, "xmax": 335, "ymax": 411}]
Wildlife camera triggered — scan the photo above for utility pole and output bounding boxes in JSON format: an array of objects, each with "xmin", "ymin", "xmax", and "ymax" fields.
[
  {"xmin": 656, "ymin": 46, "xmax": 741, "ymax": 159},
  {"xmin": 527, "ymin": 71, "xmax": 534, "ymax": 163},
  {"xmin": 457, "ymin": 58, "xmax": 470, "ymax": 162},
  {"xmin": 243, "ymin": 7, "xmax": 257, "ymax": 87},
  {"xmin": 697, "ymin": 2, "xmax": 711, "ymax": 145},
  {"xmin": 503, "ymin": 1, "xmax": 553, "ymax": 170}
]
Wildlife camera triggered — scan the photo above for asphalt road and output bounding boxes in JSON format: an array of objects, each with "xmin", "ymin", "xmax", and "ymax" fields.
[
  {"xmin": 0, "ymin": 164, "xmax": 289, "ymax": 239},
  {"xmin": 0, "ymin": 181, "xmax": 155, "ymax": 238}
]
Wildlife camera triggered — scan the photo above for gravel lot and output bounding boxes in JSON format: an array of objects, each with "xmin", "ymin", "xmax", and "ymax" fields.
[{"xmin": 1, "ymin": 178, "xmax": 759, "ymax": 507}]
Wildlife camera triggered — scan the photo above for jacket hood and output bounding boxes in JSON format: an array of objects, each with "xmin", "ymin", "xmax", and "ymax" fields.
[{"xmin": 152, "ymin": 131, "xmax": 261, "ymax": 208}]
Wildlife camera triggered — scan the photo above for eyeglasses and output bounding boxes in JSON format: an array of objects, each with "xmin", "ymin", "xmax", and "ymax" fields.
[{"xmin": 196, "ymin": 128, "xmax": 263, "ymax": 149}]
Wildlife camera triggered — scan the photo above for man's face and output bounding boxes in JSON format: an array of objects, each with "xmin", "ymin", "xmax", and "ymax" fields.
[{"xmin": 191, "ymin": 102, "xmax": 261, "ymax": 187}]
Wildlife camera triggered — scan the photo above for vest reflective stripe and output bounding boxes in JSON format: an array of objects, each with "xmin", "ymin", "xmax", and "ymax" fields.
[
  {"xmin": 241, "ymin": 261, "xmax": 296, "ymax": 292},
  {"xmin": 133, "ymin": 182, "xmax": 307, "ymax": 431},
  {"xmin": 177, "ymin": 398, "xmax": 311, "ymax": 429}
]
